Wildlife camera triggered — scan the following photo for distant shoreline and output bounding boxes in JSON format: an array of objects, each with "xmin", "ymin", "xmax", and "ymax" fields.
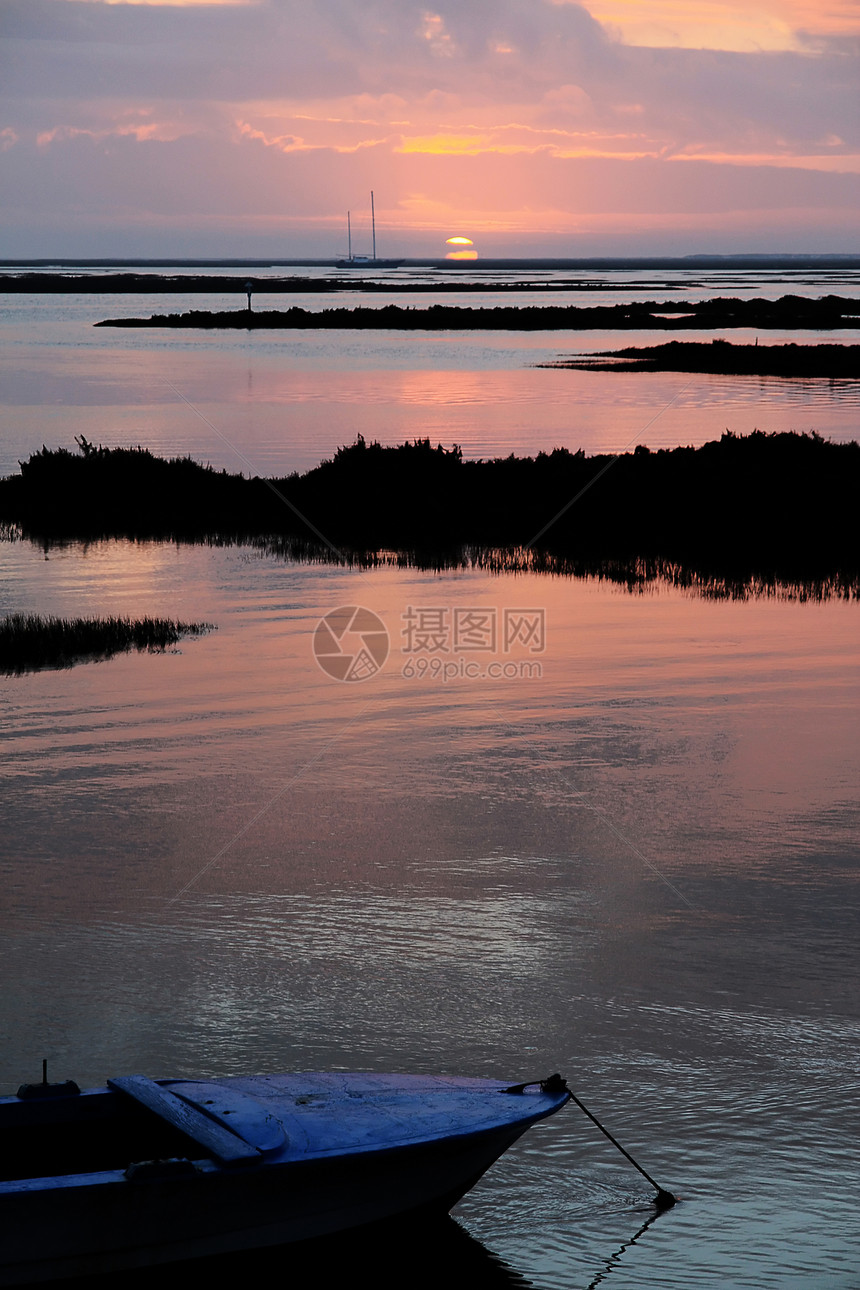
[
  {"xmin": 92, "ymin": 296, "xmax": 860, "ymax": 333},
  {"xmin": 540, "ymin": 340, "xmax": 860, "ymax": 378},
  {"xmin": 0, "ymin": 273, "xmax": 670, "ymax": 295},
  {"xmin": 3, "ymin": 254, "xmax": 860, "ymax": 273},
  {"xmin": 2, "ymin": 255, "xmax": 860, "ymax": 294}
]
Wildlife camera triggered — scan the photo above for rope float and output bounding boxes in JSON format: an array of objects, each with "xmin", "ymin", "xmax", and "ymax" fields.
[{"xmin": 504, "ymin": 1074, "xmax": 678, "ymax": 1210}]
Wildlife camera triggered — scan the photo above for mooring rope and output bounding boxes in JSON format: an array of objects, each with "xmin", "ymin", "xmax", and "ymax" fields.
[{"xmin": 504, "ymin": 1075, "xmax": 677, "ymax": 1209}]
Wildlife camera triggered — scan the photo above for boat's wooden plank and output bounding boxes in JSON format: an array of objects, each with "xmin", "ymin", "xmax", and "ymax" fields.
[
  {"xmin": 107, "ymin": 1076, "xmax": 261, "ymax": 1167},
  {"xmin": 222, "ymin": 1074, "xmax": 569, "ymax": 1158},
  {"xmin": 166, "ymin": 1082, "xmax": 287, "ymax": 1154}
]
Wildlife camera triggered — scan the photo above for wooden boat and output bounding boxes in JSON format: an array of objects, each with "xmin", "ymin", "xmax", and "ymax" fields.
[{"xmin": 0, "ymin": 1070, "xmax": 570, "ymax": 1284}]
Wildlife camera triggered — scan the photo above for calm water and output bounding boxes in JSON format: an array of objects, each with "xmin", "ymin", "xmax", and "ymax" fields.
[
  {"xmin": 1, "ymin": 265, "xmax": 859, "ymax": 478},
  {"xmin": 1, "ymin": 267, "xmax": 859, "ymax": 1287}
]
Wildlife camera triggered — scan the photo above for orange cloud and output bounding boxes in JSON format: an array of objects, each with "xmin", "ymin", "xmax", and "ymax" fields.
[
  {"xmin": 398, "ymin": 134, "xmax": 496, "ymax": 156},
  {"xmin": 236, "ymin": 120, "xmax": 392, "ymax": 155},
  {"xmin": 574, "ymin": 0, "xmax": 860, "ymax": 50},
  {"xmin": 397, "ymin": 127, "xmax": 666, "ymax": 161},
  {"xmin": 672, "ymin": 148, "xmax": 860, "ymax": 171}
]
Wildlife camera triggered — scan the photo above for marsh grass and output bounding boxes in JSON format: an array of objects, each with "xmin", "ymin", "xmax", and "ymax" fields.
[
  {"xmin": 542, "ymin": 340, "xmax": 860, "ymax": 377},
  {"xmin": 0, "ymin": 614, "xmax": 214, "ymax": 675},
  {"xmin": 2, "ymin": 431, "xmax": 857, "ymax": 593},
  {"xmin": 94, "ymin": 294, "xmax": 860, "ymax": 332}
]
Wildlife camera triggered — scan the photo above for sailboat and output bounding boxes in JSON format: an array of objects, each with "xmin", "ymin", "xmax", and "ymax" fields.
[{"xmin": 336, "ymin": 192, "xmax": 403, "ymax": 268}]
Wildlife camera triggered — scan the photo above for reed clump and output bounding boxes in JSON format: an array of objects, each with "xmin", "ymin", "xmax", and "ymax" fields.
[
  {"xmin": 542, "ymin": 339, "xmax": 860, "ymax": 378},
  {"xmin": 0, "ymin": 613, "xmax": 213, "ymax": 674},
  {"xmin": 1, "ymin": 430, "xmax": 857, "ymax": 591}
]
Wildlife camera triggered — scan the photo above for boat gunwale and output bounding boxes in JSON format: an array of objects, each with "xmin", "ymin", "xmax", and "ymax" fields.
[{"xmin": 0, "ymin": 1075, "xmax": 570, "ymax": 1190}]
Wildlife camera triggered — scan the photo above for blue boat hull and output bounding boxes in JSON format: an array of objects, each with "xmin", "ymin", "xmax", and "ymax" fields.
[{"xmin": 0, "ymin": 1073, "xmax": 569, "ymax": 1283}]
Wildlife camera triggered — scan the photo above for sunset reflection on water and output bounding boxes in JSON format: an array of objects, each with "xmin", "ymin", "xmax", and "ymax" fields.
[{"xmin": 2, "ymin": 265, "xmax": 859, "ymax": 1285}]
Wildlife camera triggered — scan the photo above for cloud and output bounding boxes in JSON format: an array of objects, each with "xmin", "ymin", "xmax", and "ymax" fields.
[
  {"xmin": 562, "ymin": 0, "xmax": 860, "ymax": 50},
  {"xmin": 235, "ymin": 118, "xmax": 393, "ymax": 154},
  {"xmin": 1, "ymin": 0, "xmax": 857, "ymax": 253},
  {"xmin": 35, "ymin": 117, "xmax": 191, "ymax": 146}
]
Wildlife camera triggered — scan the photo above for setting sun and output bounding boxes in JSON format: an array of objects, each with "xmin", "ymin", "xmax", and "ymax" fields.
[{"xmin": 445, "ymin": 235, "xmax": 478, "ymax": 260}]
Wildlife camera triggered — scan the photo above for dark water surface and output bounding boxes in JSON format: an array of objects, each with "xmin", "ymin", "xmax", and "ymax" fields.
[
  {"xmin": 2, "ymin": 265, "xmax": 859, "ymax": 1285},
  {"xmin": 1, "ymin": 534, "xmax": 858, "ymax": 1287}
]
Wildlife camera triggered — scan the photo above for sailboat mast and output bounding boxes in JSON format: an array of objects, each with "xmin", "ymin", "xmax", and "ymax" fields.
[
  {"xmin": 347, "ymin": 211, "xmax": 352, "ymax": 261},
  {"xmin": 371, "ymin": 191, "xmax": 376, "ymax": 261}
]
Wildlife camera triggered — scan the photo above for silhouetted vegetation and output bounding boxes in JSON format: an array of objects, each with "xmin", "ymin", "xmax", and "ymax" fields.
[
  {"xmin": 94, "ymin": 295, "xmax": 860, "ymax": 332},
  {"xmin": 0, "ymin": 432, "xmax": 857, "ymax": 595},
  {"xmin": 0, "ymin": 273, "xmax": 700, "ymax": 295},
  {"xmin": 242, "ymin": 539, "xmax": 858, "ymax": 602},
  {"xmin": 0, "ymin": 612, "xmax": 214, "ymax": 674},
  {"xmin": 543, "ymin": 340, "xmax": 860, "ymax": 377}
]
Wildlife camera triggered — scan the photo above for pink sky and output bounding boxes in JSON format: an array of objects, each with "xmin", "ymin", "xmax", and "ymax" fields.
[{"xmin": 1, "ymin": 0, "xmax": 858, "ymax": 257}]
